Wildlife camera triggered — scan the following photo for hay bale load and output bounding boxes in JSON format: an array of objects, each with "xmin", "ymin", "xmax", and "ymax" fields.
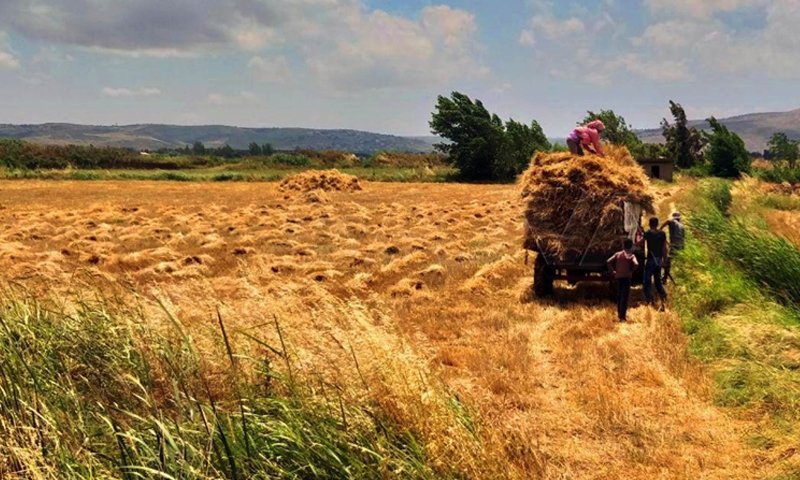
[
  {"xmin": 279, "ymin": 169, "xmax": 362, "ymax": 193},
  {"xmin": 520, "ymin": 145, "xmax": 654, "ymax": 262}
]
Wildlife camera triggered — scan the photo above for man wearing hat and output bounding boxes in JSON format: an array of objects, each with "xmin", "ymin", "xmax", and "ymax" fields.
[{"xmin": 660, "ymin": 212, "xmax": 685, "ymax": 284}]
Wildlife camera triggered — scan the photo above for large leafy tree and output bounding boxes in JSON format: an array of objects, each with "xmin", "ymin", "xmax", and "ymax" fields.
[
  {"xmin": 767, "ymin": 132, "xmax": 799, "ymax": 168},
  {"xmin": 580, "ymin": 110, "xmax": 641, "ymax": 150},
  {"xmin": 661, "ymin": 101, "xmax": 705, "ymax": 168},
  {"xmin": 496, "ymin": 119, "xmax": 550, "ymax": 179},
  {"xmin": 705, "ymin": 117, "xmax": 751, "ymax": 178},
  {"xmin": 430, "ymin": 92, "xmax": 549, "ymax": 181}
]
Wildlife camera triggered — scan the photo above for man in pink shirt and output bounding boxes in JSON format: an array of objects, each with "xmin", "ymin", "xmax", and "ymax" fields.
[
  {"xmin": 608, "ymin": 238, "xmax": 639, "ymax": 322},
  {"xmin": 567, "ymin": 120, "xmax": 605, "ymax": 156}
]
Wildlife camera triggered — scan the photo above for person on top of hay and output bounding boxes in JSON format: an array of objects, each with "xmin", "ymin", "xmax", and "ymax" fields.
[{"xmin": 566, "ymin": 120, "xmax": 605, "ymax": 157}]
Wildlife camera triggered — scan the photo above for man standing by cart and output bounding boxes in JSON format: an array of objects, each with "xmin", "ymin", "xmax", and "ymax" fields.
[
  {"xmin": 608, "ymin": 238, "xmax": 639, "ymax": 322},
  {"xmin": 644, "ymin": 217, "xmax": 668, "ymax": 310},
  {"xmin": 660, "ymin": 211, "xmax": 685, "ymax": 284}
]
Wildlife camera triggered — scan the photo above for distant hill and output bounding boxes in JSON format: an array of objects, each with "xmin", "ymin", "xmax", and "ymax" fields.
[
  {"xmin": 637, "ymin": 108, "xmax": 800, "ymax": 152},
  {"xmin": 0, "ymin": 123, "xmax": 439, "ymax": 154}
]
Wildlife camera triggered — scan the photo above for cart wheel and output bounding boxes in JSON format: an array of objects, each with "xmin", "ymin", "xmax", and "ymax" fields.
[{"xmin": 533, "ymin": 255, "xmax": 555, "ymax": 298}]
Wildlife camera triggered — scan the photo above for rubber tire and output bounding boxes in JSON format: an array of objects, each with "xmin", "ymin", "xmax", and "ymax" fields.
[{"xmin": 533, "ymin": 255, "xmax": 555, "ymax": 298}]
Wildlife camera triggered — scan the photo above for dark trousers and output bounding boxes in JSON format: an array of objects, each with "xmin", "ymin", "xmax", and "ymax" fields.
[
  {"xmin": 662, "ymin": 246, "xmax": 681, "ymax": 283},
  {"xmin": 567, "ymin": 138, "xmax": 584, "ymax": 156},
  {"xmin": 617, "ymin": 278, "xmax": 632, "ymax": 321},
  {"xmin": 644, "ymin": 257, "xmax": 667, "ymax": 303}
]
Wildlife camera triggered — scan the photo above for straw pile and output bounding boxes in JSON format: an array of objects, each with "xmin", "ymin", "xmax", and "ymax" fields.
[
  {"xmin": 520, "ymin": 145, "xmax": 654, "ymax": 255},
  {"xmin": 279, "ymin": 170, "xmax": 362, "ymax": 193}
]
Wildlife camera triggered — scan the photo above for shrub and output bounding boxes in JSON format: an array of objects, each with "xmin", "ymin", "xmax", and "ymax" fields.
[
  {"xmin": 267, "ymin": 153, "xmax": 311, "ymax": 167},
  {"xmin": 755, "ymin": 166, "xmax": 800, "ymax": 184},
  {"xmin": 212, "ymin": 172, "xmax": 245, "ymax": 182},
  {"xmin": 701, "ymin": 178, "xmax": 733, "ymax": 214}
]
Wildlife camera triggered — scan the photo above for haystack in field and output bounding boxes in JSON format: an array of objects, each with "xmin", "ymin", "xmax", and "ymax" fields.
[
  {"xmin": 279, "ymin": 170, "xmax": 362, "ymax": 193},
  {"xmin": 520, "ymin": 146, "xmax": 654, "ymax": 255}
]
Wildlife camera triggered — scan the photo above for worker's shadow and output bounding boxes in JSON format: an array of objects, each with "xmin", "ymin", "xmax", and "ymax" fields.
[{"xmin": 520, "ymin": 281, "xmax": 649, "ymax": 309}]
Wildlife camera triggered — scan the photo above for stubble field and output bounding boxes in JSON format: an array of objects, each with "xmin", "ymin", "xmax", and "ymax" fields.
[{"xmin": 0, "ymin": 179, "xmax": 767, "ymax": 478}]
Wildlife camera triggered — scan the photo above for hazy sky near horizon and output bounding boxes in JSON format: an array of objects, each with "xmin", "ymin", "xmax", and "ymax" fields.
[{"xmin": 0, "ymin": 0, "xmax": 798, "ymax": 136}]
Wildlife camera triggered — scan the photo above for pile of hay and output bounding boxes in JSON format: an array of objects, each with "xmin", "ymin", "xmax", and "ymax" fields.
[
  {"xmin": 279, "ymin": 169, "xmax": 362, "ymax": 193},
  {"xmin": 520, "ymin": 145, "xmax": 654, "ymax": 256}
]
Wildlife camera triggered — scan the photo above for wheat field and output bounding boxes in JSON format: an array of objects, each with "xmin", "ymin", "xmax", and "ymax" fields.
[{"xmin": 0, "ymin": 179, "xmax": 766, "ymax": 478}]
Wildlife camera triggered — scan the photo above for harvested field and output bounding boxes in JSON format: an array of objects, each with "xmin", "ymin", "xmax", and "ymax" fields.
[{"xmin": 0, "ymin": 179, "xmax": 767, "ymax": 478}]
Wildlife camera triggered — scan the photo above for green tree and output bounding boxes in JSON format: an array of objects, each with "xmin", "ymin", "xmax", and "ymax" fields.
[
  {"xmin": 192, "ymin": 141, "xmax": 206, "ymax": 155},
  {"xmin": 767, "ymin": 132, "xmax": 799, "ymax": 168},
  {"xmin": 580, "ymin": 110, "xmax": 641, "ymax": 150},
  {"xmin": 704, "ymin": 117, "xmax": 751, "ymax": 178},
  {"xmin": 430, "ymin": 91, "xmax": 549, "ymax": 181},
  {"xmin": 219, "ymin": 144, "xmax": 236, "ymax": 159},
  {"xmin": 661, "ymin": 101, "xmax": 705, "ymax": 169},
  {"xmin": 495, "ymin": 119, "xmax": 550, "ymax": 179},
  {"xmin": 248, "ymin": 142, "xmax": 262, "ymax": 156},
  {"xmin": 262, "ymin": 143, "xmax": 275, "ymax": 156}
]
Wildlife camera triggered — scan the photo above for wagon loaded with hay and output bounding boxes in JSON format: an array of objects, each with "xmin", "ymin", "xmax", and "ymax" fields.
[{"xmin": 520, "ymin": 146, "xmax": 654, "ymax": 297}]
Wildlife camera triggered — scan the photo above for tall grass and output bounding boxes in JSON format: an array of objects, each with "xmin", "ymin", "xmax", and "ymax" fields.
[
  {"xmin": 0, "ymin": 294, "xmax": 440, "ymax": 479},
  {"xmin": 690, "ymin": 180, "xmax": 800, "ymax": 308},
  {"xmin": 672, "ymin": 180, "xmax": 800, "ymax": 474},
  {"xmin": 758, "ymin": 194, "xmax": 800, "ymax": 211}
]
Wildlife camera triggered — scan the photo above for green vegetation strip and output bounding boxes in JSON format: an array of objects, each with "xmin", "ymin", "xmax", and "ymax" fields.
[
  {"xmin": 0, "ymin": 166, "xmax": 457, "ymax": 183},
  {"xmin": 0, "ymin": 296, "xmax": 439, "ymax": 479},
  {"xmin": 673, "ymin": 179, "xmax": 800, "ymax": 476}
]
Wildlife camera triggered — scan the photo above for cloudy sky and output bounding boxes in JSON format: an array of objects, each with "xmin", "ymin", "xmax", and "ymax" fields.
[{"xmin": 0, "ymin": 0, "xmax": 798, "ymax": 136}]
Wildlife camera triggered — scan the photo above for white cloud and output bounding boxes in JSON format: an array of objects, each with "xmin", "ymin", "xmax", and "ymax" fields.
[
  {"xmin": 248, "ymin": 55, "xmax": 292, "ymax": 83},
  {"xmin": 0, "ymin": 1, "xmax": 485, "ymax": 91},
  {"xmin": 519, "ymin": 15, "xmax": 585, "ymax": 45},
  {"xmin": 102, "ymin": 87, "xmax": 161, "ymax": 97},
  {"xmin": 301, "ymin": 4, "xmax": 487, "ymax": 91},
  {"xmin": 518, "ymin": 30, "xmax": 535, "ymax": 46},
  {"xmin": 636, "ymin": 0, "xmax": 800, "ymax": 79},
  {"xmin": 520, "ymin": 0, "xmax": 800, "ymax": 84},
  {"xmin": 206, "ymin": 91, "xmax": 259, "ymax": 106},
  {"xmin": 644, "ymin": 0, "xmax": 769, "ymax": 18},
  {"xmin": 0, "ymin": 49, "xmax": 19, "ymax": 69}
]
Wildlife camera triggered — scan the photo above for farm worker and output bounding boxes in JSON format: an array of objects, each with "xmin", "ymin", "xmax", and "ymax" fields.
[
  {"xmin": 643, "ymin": 216, "xmax": 668, "ymax": 310},
  {"xmin": 660, "ymin": 211, "xmax": 685, "ymax": 284},
  {"xmin": 567, "ymin": 120, "xmax": 605, "ymax": 157},
  {"xmin": 607, "ymin": 238, "xmax": 639, "ymax": 323}
]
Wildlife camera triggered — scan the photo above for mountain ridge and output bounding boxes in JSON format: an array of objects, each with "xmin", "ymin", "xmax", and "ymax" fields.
[
  {"xmin": 637, "ymin": 107, "xmax": 800, "ymax": 152},
  {"xmin": 0, "ymin": 123, "xmax": 439, "ymax": 154}
]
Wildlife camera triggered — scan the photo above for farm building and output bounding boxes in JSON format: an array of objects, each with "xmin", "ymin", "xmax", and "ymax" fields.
[{"xmin": 637, "ymin": 156, "xmax": 674, "ymax": 182}]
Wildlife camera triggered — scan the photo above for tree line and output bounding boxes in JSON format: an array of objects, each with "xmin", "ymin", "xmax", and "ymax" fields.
[{"xmin": 430, "ymin": 92, "xmax": 798, "ymax": 181}]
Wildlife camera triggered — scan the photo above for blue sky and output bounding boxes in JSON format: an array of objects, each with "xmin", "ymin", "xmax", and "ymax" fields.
[{"xmin": 0, "ymin": 0, "xmax": 798, "ymax": 137}]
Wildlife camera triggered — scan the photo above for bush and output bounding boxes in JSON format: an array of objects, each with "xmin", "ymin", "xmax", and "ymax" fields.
[
  {"xmin": 755, "ymin": 166, "xmax": 800, "ymax": 184},
  {"xmin": 266, "ymin": 153, "xmax": 311, "ymax": 167},
  {"xmin": 212, "ymin": 172, "xmax": 245, "ymax": 182},
  {"xmin": 701, "ymin": 178, "xmax": 733, "ymax": 214}
]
